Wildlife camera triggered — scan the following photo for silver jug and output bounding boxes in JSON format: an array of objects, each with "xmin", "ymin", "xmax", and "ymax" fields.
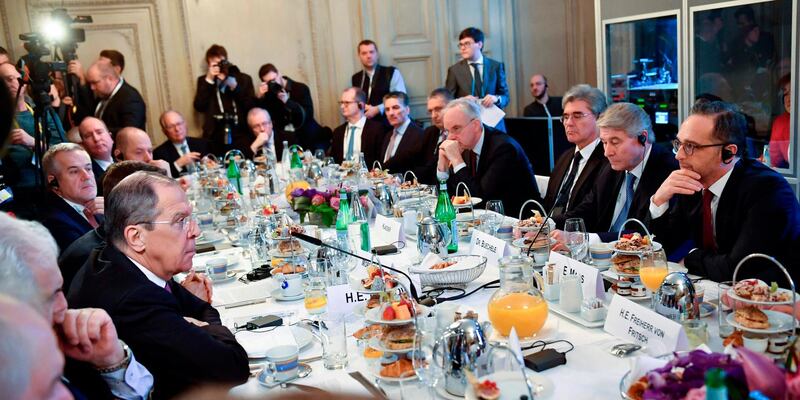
[
  {"xmin": 375, "ymin": 183, "xmax": 395, "ymax": 216},
  {"xmin": 433, "ymin": 318, "xmax": 492, "ymax": 396},
  {"xmin": 654, "ymin": 272, "xmax": 697, "ymax": 321},
  {"xmin": 417, "ymin": 217, "xmax": 450, "ymax": 256}
]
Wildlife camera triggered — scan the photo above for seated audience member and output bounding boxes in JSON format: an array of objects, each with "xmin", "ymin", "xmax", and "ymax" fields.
[
  {"xmin": 256, "ymin": 63, "xmax": 329, "ymax": 153},
  {"xmin": 241, "ymin": 107, "xmax": 279, "ymax": 160},
  {"xmin": 193, "ymin": 44, "xmax": 255, "ymax": 156},
  {"xmin": 0, "ymin": 213, "xmax": 154, "ymax": 399},
  {"xmin": 331, "ymin": 87, "xmax": 386, "ymax": 166},
  {"xmin": 351, "ymin": 40, "xmax": 407, "ymax": 126},
  {"xmin": 78, "ymin": 117, "xmax": 115, "ymax": 194},
  {"xmin": 769, "ymin": 73, "xmax": 791, "ymax": 168},
  {"xmin": 59, "ymin": 161, "xmax": 167, "ymax": 293},
  {"xmin": 543, "ymin": 84, "xmax": 610, "ymax": 219},
  {"xmin": 153, "ymin": 110, "xmax": 209, "ymax": 176},
  {"xmin": 523, "ymin": 74, "xmax": 563, "ymax": 117},
  {"xmin": 417, "ymin": 88, "xmax": 454, "ymax": 184},
  {"xmin": 81, "ymin": 60, "xmax": 146, "ymax": 135},
  {"xmin": 115, "ymin": 127, "xmax": 172, "ymax": 176},
  {"xmin": 649, "ymin": 101, "xmax": 800, "ymax": 285},
  {"xmin": 380, "ymin": 91, "xmax": 435, "ymax": 175},
  {"xmin": 40, "ymin": 143, "xmax": 103, "ymax": 252},
  {"xmin": 551, "ymin": 102, "xmax": 678, "ymax": 242},
  {"xmin": 99, "ymin": 49, "xmax": 125, "ymax": 76},
  {"xmin": 436, "ymin": 98, "xmax": 540, "ymax": 216},
  {"xmin": 68, "ymin": 172, "xmax": 249, "ymax": 399}
]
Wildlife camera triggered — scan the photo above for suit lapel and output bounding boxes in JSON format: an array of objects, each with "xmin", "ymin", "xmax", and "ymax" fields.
[
  {"xmin": 569, "ymin": 144, "xmax": 603, "ymax": 207},
  {"xmin": 714, "ymin": 160, "xmax": 743, "ymax": 248},
  {"xmin": 481, "ymin": 59, "xmax": 489, "ymax": 97},
  {"xmin": 476, "ymin": 128, "xmax": 493, "ymax": 176}
]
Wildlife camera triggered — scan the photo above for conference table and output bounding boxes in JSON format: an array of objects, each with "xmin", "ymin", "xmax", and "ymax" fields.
[{"xmin": 188, "ymin": 195, "xmax": 726, "ymax": 400}]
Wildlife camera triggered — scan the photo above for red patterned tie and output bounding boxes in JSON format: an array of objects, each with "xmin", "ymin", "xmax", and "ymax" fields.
[
  {"xmin": 701, "ymin": 189, "xmax": 716, "ymax": 251},
  {"xmin": 83, "ymin": 208, "xmax": 99, "ymax": 229}
]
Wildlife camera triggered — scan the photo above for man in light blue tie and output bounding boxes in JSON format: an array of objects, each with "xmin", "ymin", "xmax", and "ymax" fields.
[{"xmin": 330, "ymin": 87, "xmax": 387, "ymax": 167}]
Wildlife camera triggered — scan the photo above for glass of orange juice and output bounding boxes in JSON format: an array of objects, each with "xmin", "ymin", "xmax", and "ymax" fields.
[
  {"xmin": 304, "ymin": 278, "xmax": 327, "ymax": 315},
  {"xmin": 639, "ymin": 250, "xmax": 669, "ymax": 309}
]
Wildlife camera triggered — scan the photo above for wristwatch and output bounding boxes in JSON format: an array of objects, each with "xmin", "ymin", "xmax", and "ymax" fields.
[{"xmin": 95, "ymin": 340, "xmax": 131, "ymax": 374}]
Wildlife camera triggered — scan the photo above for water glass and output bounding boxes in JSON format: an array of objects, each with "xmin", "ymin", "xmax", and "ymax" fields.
[
  {"xmin": 683, "ymin": 320, "xmax": 708, "ymax": 348},
  {"xmin": 320, "ymin": 314, "xmax": 348, "ymax": 369},
  {"xmin": 303, "ymin": 278, "xmax": 327, "ymax": 315},
  {"xmin": 485, "ymin": 200, "xmax": 505, "ymax": 236},
  {"xmin": 717, "ymin": 281, "xmax": 735, "ymax": 338},
  {"xmin": 412, "ymin": 326, "xmax": 443, "ymax": 397},
  {"xmin": 564, "ymin": 218, "xmax": 588, "ymax": 262}
]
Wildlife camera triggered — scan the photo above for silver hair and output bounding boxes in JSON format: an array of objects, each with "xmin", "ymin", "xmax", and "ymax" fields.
[
  {"xmin": 106, "ymin": 171, "xmax": 180, "ymax": 248},
  {"xmin": 562, "ymin": 84, "xmax": 609, "ymax": 116},
  {"xmin": 0, "ymin": 213, "xmax": 56, "ymax": 315},
  {"xmin": 247, "ymin": 107, "xmax": 271, "ymax": 122},
  {"xmin": 596, "ymin": 102, "xmax": 654, "ymax": 143},
  {"xmin": 442, "ymin": 97, "xmax": 481, "ymax": 121},
  {"xmin": 42, "ymin": 142, "xmax": 87, "ymax": 176},
  {"xmin": 0, "ymin": 296, "xmax": 35, "ymax": 400}
]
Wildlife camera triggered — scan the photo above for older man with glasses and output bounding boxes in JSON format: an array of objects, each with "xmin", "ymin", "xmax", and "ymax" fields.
[{"xmin": 649, "ymin": 101, "xmax": 800, "ymax": 285}]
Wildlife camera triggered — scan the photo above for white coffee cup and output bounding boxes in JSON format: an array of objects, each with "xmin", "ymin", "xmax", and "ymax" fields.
[
  {"xmin": 263, "ymin": 345, "xmax": 300, "ymax": 381},
  {"xmin": 206, "ymin": 258, "xmax": 228, "ymax": 280},
  {"xmin": 274, "ymin": 273, "xmax": 303, "ymax": 297}
]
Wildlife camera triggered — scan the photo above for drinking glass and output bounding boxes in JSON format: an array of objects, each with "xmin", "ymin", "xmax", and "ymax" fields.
[
  {"xmin": 314, "ymin": 149, "xmax": 326, "ymax": 161},
  {"xmin": 303, "ymin": 278, "xmax": 327, "ymax": 315},
  {"xmin": 319, "ymin": 313, "xmax": 348, "ymax": 369},
  {"xmin": 640, "ymin": 250, "xmax": 669, "ymax": 309},
  {"xmin": 682, "ymin": 320, "xmax": 708, "ymax": 348},
  {"xmin": 484, "ymin": 200, "xmax": 505, "ymax": 236},
  {"xmin": 564, "ymin": 218, "xmax": 588, "ymax": 261},
  {"xmin": 717, "ymin": 281, "xmax": 735, "ymax": 338},
  {"xmin": 411, "ymin": 317, "xmax": 442, "ymax": 397}
]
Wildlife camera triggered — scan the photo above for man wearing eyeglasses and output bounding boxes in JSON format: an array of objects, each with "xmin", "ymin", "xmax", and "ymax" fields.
[
  {"xmin": 153, "ymin": 110, "xmax": 209, "ymax": 177},
  {"xmin": 330, "ymin": 87, "xmax": 387, "ymax": 167},
  {"xmin": 436, "ymin": 98, "xmax": 540, "ymax": 216},
  {"xmin": 68, "ymin": 171, "xmax": 249, "ymax": 399},
  {"xmin": 649, "ymin": 101, "xmax": 800, "ymax": 284}
]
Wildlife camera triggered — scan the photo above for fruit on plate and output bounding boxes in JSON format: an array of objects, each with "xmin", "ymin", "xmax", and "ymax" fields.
[
  {"xmin": 363, "ymin": 347, "xmax": 383, "ymax": 359},
  {"xmin": 452, "ymin": 195, "xmax": 471, "ymax": 205},
  {"xmin": 614, "ymin": 232, "xmax": 652, "ymax": 251},
  {"xmin": 475, "ymin": 379, "xmax": 501, "ymax": 400},
  {"xmin": 360, "ymin": 265, "xmax": 397, "ymax": 290}
]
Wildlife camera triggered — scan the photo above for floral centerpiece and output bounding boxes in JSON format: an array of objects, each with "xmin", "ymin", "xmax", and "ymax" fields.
[{"xmin": 285, "ymin": 182, "xmax": 370, "ymax": 227}]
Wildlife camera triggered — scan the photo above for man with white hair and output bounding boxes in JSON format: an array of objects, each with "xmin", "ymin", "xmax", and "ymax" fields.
[
  {"xmin": 153, "ymin": 110, "xmax": 209, "ymax": 176},
  {"xmin": 114, "ymin": 127, "xmax": 172, "ymax": 177},
  {"xmin": 243, "ymin": 107, "xmax": 279, "ymax": 160},
  {"xmin": 0, "ymin": 213, "xmax": 153, "ymax": 399}
]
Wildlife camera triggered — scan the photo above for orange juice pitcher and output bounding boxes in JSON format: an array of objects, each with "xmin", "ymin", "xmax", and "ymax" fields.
[{"xmin": 487, "ymin": 255, "xmax": 549, "ymax": 338}]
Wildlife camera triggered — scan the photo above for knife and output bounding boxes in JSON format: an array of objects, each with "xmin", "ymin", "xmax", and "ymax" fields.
[
  {"xmin": 348, "ymin": 371, "xmax": 388, "ymax": 400},
  {"xmin": 281, "ymin": 382, "xmax": 331, "ymax": 394}
]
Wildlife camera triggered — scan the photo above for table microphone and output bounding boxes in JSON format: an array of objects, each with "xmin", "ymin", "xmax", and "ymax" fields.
[{"xmin": 290, "ymin": 232, "xmax": 435, "ymax": 305}]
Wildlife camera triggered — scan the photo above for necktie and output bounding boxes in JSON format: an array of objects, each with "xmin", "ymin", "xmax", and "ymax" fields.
[
  {"xmin": 83, "ymin": 208, "xmax": 99, "ymax": 229},
  {"xmin": 384, "ymin": 130, "xmax": 399, "ymax": 162},
  {"xmin": 470, "ymin": 63, "xmax": 483, "ymax": 97},
  {"xmin": 95, "ymin": 100, "xmax": 108, "ymax": 118},
  {"xmin": 181, "ymin": 143, "xmax": 196, "ymax": 173},
  {"xmin": 462, "ymin": 150, "xmax": 478, "ymax": 176},
  {"xmin": 180, "ymin": 143, "xmax": 189, "ymax": 155},
  {"xmin": 611, "ymin": 172, "xmax": 637, "ymax": 232},
  {"xmin": 346, "ymin": 125, "xmax": 356, "ymax": 160},
  {"xmin": 702, "ymin": 189, "xmax": 717, "ymax": 251},
  {"xmin": 361, "ymin": 72, "xmax": 372, "ymax": 101},
  {"xmin": 552, "ymin": 152, "xmax": 583, "ymax": 213},
  {"xmin": 164, "ymin": 281, "xmax": 172, "ymax": 294}
]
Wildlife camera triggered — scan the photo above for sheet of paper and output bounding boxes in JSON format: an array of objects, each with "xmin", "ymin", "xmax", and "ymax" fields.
[{"xmin": 480, "ymin": 104, "xmax": 506, "ymax": 127}]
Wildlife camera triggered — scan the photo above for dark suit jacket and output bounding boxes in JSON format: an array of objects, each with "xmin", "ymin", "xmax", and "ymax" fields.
[
  {"xmin": 543, "ymin": 142, "xmax": 609, "ymax": 216},
  {"xmin": 445, "ymin": 57, "xmax": 510, "ymax": 108},
  {"xmin": 523, "ymin": 96, "xmax": 563, "ymax": 117},
  {"xmin": 416, "ymin": 125, "xmax": 447, "ymax": 185},
  {"xmin": 193, "ymin": 68, "xmax": 255, "ymax": 156},
  {"xmin": 91, "ymin": 159, "xmax": 108, "ymax": 196},
  {"xmin": 58, "ymin": 226, "xmax": 105, "ymax": 295},
  {"xmin": 649, "ymin": 159, "xmax": 800, "ymax": 285},
  {"xmin": 152, "ymin": 137, "xmax": 211, "ymax": 177},
  {"xmin": 379, "ymin": 120, "xmax": 435, "ymax": 175},
  {"xmin": 67, "ymin": 244, "xmax": 249, "ymax": 400},
  {"xmin": 559, "ymin": 144, "xmax": 678, "ymax": 241},
  {"xmin": 257, "ymin": 76, "xmax": 330, "ymax": 152},
  {"xmin": 40, "ymin": 193, "xmax": 103, "ymax": 253},
  {"xmin": 446, "ymin": 125, "xmax": 541, "ymax": 216},
  {"xmin": 330, "ymin": 118, "xmax": 387, "ymax": 167},
  {"xmin": 78, "ymin": 81, "xmax": 146, "ymax": 136}
]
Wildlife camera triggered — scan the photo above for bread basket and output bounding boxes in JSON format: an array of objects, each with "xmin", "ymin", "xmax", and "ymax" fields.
[{"xmin": 415, "ymin": 255, "xmax": 487, "ymax": 287}]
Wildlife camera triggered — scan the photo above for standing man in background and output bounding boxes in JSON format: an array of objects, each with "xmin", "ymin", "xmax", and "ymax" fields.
[{"xmin": 351, "ymin": 40, "xmax": 407, "ymax": 128}]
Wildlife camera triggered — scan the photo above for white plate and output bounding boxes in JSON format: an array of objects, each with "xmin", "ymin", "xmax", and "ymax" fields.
[
  {"xmin": 453, "ymin": 196, "xmax": 483, "ymax": 208},
  {"xmin": 196, "ymin": 231, "xmax": 225, "ymax": 245},
  {"xmin": 608, "ymin": 287, "xmax": 652, "ymax": 302},
  {"xmin": 268, "ymin": 248, "xmax": 306, "ymax": 258},
  {"xmin": 608, "ymin": 240, "xmax": 663, "ymax": 254},
  {"xmin": 365, "ymin": 305, "xmax": 430, "ymax": 325},
  {"xmin": 210, "ymin": 270, "xmax": 238, "ymax": 284},
  {"xmin": 371, "ymin": 339, "xmax": 414, "ymax": 354},
  {"xmin": 464, "ymin": 370, "xmax": 554, "ymax": 400},
  {"xmin": 270, "ymin": 289, "xmax": 305, "ymax": 302},
  {"xmin": 373, "ymin": 371, "xmax": 418, "ymax": 383},
  {"xmin": 511, "ymin": 237, "xmax": 555, "ymax": 249},
  {"xmin": 194, "ymin": 255, "xmax": 239, "ymax": 272},
  {"xmin": 727, "ymin": 286, "xmax": 800, "ymax": 306},
  {"xmin": 547, "ymin": 299, "xmax": 605, "ymax": 328},
  {"xmin": 726, "ymin": 309, "xmax": 796, "ymax": 333},
  {"xmin": 242, "ymin": 326, "xmax": 315, "ymax": 358},
  {"xmin": 699, "ymin": 301, "xmax": 716, "ymax": 318}
]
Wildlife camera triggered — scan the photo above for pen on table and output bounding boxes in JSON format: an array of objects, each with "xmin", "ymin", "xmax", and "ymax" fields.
[{"xmin": 224, "ymin": 297, "xmax": 268, "ymax": 309}]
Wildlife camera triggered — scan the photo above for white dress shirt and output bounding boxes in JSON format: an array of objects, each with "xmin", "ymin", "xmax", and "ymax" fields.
[
  {"xmin": 127, "ymin": 256, "xmax": 168, "ymax": 289},
  {"xmin": 172, "ymin": 140, "xmax": 189, "ymax": 172},
  {"xmin": 61, "ymin": 196, "xmax": 91, "ymax": 223},
  {"xmin": 609, "ymin": 145, "xmax": 652, "ymax": 229},
  {"xmin": 94, "ymin": 158, "xmax": 113, "ymax": 171},
  {"xmin": 95, "ymin": 78, "xmax": 124, "ymax": 118},
  {"xmin": 366, "ymin": 69, "xmax": 407, "ymax": 114},
  {"xmin": 384, "ymin": 118, "xmax": 411, "ymax": 161},
  {"xmin": 342, "ymin": 116, "xmax": 367, "ymax": 158},
  {"xmin": 559, "ymin": 138, "xmax": 601, "ymax": 210},
  {"xmin": 468, "ymin": 55, "xmax": 485, "ymax": 81}
]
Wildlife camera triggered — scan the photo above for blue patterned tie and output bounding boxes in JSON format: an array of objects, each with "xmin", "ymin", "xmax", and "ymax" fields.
[
  {"xmin": 346, "ymin": 125, "xmax": 356, "ymax": 160},
  {"xmin": 611, "ymin": 172, "xmax": 637, "ymax": 232}
]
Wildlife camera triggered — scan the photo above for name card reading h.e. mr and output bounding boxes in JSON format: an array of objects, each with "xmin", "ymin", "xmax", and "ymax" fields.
[
  {"xmin": 326, "ymin": 283, "xmax": 370, "ymax": 315},
  {"xmin": 470, "ymin": 229, "xmax": 509, "ymax": 265},
  {"xmin": 604, "ymin": 295, "xmax": 688, "ymax": 355},
  {"xmin": 374, "ymin": 214, "xmax": 404, "ymax": 246},
  {"xmin": 548, "ymin": 251, "xmax": 605, "ymax": 299}
]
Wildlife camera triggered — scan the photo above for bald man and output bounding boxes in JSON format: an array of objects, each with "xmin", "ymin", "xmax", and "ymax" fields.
[
  {"xmin": 78, "ymin": 117, "xmax": 115, "ymax": 193},
  {"xmin": 80, "ymin": 61, "xmax": 145, "ymax": 135},
  {"xmin": 522, "ymin": 74, "xmax": 563, "ymax": 117},
  {"xmin": 114, "ymin": 127, "xmax": 172, "ymax": 177},
  {"xmin": 153, "ymin": 110, "xmax": 209, "ymax": 176}
]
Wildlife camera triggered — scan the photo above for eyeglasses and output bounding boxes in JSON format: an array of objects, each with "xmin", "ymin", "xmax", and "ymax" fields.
[
  {"xmin": 140, "ymin": 215, "xmax": 195, "ymax": 232},
  {"xmin": 337, "ymin": 101, "xmax": 358, "ymax": 106},
  {"xmin": 443, "ymin": 118, "xmax": 477, "ymax": 136},
  {"xmin": 559, "ymin": 112, "xmax": 593, "ymax": 124},
  {"xmin": 671, "ymin": 139, "xmax": 728, "ymax": 156},
  {"xmin": 457, "ymin": 41, "xmax": 476, "ymax": 48}
]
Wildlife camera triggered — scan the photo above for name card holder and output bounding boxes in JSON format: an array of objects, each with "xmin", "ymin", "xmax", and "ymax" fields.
[
  {"xmin": 604, "ymin": 295, "xmax": 688, "ymax": 354},
  {"xmin": 548, "ymin": 251, "xmax": 605, "ymax": 299},
  {"xmin": 470, "ymin": 229, "xmax": 509, "ymax": 265}
]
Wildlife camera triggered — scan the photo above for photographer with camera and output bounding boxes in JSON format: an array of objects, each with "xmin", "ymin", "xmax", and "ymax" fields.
[
  {"xmin": 193, "ymin": 44, "xmax": 255, "ymax": 157},
  {"xmin": 256, "ymin": 63, "xmax": 330, "ymax": 155}
]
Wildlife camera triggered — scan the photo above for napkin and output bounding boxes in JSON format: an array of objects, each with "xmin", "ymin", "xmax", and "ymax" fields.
[{"xmin": 237, "ymin": 326, "xmax": 299, "ymax": 358}]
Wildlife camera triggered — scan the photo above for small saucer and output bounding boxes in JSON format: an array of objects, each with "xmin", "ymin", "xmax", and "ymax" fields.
[
  {"xmin": 271, "ymin": 288, "xmax": 304, "ymax": 301},
  {"xmin": 210, "ymin": 270, "xmax": 237, "ymax": 284},
  {"xmin": 256, "ymin": 362, "xmax": 312, "ymax": 388}
]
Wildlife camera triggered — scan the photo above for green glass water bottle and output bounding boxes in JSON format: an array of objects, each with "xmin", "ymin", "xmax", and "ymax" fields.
[
  {"xmin": 350, "ymin": 189, "xmax": 371, "ymax": 252},
  {"xmin": 226, "ymin": 158, "xmax": 242, "ymax": 194},
  {"xmin": 435, "ymin": 179, "xmax": 458, "ymax": 253},
  {"xmin": 335, "ymin": 188, "xmax": 353, "ymax": 245}
]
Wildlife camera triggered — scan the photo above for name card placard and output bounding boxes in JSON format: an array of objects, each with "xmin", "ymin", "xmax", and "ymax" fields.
[
  {"xmin": 548, "ymin": 251, "xmax": 605, "ymax": 299},
  {"xmin": 326, "ymin": 284, "xmax": 370, "ymax": 315},
  {"xmin": 470, "ymin": 230, "xmax": 509, "ymax": 265},
  {"xmin": 604, "ymin": 295, "xmax": 688, "ymax": 354},
  {"xmin": 374, "ymin": 214, "xmax": 404, "ymax": 246}
]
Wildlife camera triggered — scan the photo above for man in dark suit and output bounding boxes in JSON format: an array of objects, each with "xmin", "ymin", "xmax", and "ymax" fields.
[
  {"xmin": 649, "ymin": 101, "xmax": 800, "ymax": 285},
  {"xmin": 114, "ymin": 127, "xmax": 172, "ymax": 177},
  {"xmin": 256, "ymin": 63, "xmax": 330, "ymax": 153},
  {"xmin": 417, "ymin": 88, "xmax": 454, "ymax": 184},
  {"xmin": 445, "ymin": 27, "xmax": 509, "ymax": 131},
  {"xmin": 83, "ymin": 61, "xmax": 146, "ymax": 136},
  {"xmin": 331, "ymin": 87, "xmax": 386, "ymax": 167},
  {"xmin": 543, "ymin": 84, "xmax": 609, "ymax": 218},
  {"xmin": 78, "ymin": 117, "xmax": 115, "ymax": 194},
  {"xmin": 380, "ymin": 91, "xmax": 436, "ymax": 175},
  {"xmin": 68, "ymin": 171, "xmax": 249, "ymax": 399},
  {"xmin": 39, "ymin": 143, "xmax": 103, "ymax": 252},
  {"xmin": 351, "ymin": 40, "xmax": 407, "ymax": 127},
  {"xmin": 552, "ymin": 103, "xmax": 678, "ymax": 243},
  {"xmin": 436, "ymin": 98, "xmax": 540, "ymax": 216},
  {"xmin": 153, "ymin": 110, "xmax": 210, "ymax": 177},
  {"xmin": 237, "ymin": 107, "xmax": 280, "ymax": 160},
  {"xmin": 193, "ymin": 44, "xmax": 255, "ymax": 156},
  {"xmin": 523, "ymin": 74, "xmax": 563, "ymax": 118}
]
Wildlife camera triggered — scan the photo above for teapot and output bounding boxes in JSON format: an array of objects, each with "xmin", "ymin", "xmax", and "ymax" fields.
[
  {"xmin": 433, "ymin": 318, "xmax": 492, "ymax": 396},
  {"xmin": 417, "ymin": 217, "xmax": 451, "ymax": 257},
  {"xmin": 654, "ymin": 272, "xmax": 697, "ymax": 321},
  {"xmin": 374, "ymin": 183, "xmax": 395, "ymax": 216}
]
